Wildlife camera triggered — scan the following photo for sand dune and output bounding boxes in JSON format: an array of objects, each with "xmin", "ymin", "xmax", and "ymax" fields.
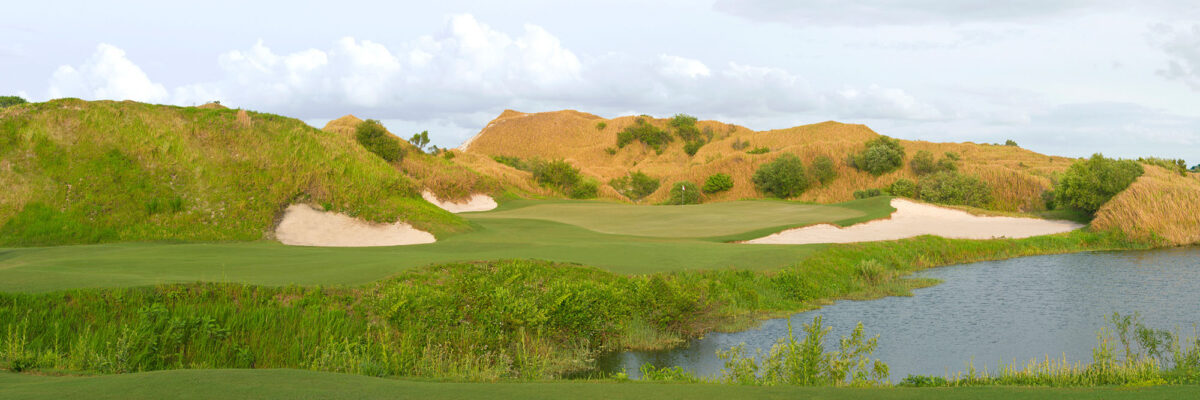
[
  {"xmin": 747, "ymin": 199, "xmax": 1083, "ymax": 244},
  {"xmin": 421, "ymin": 191, "xmax": 498, "ymax": 213},
  {"xmin": 275, "ymin": 204, "xmax": 435, "ymax": 247}
]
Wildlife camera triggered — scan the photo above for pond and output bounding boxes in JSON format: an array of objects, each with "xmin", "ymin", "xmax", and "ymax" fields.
[{"xmin": 599, "ymin": 247, "xmax": 1200, "ymax": 381}]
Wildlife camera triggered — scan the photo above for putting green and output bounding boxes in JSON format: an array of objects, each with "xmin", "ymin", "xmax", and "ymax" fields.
[
  {"xmin": 472, "ymin": 199, "xmax": 866, "ymax": 238},
  {"xmin": 0, "ymin": 369, "xmax": 1192, "ymax": 400},
  {"xmin": 0, "ymin": 197, "xmax": 894, "ymax": 292}
]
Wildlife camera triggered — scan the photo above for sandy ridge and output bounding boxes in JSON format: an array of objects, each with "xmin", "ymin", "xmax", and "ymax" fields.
[
  {"xmin": 421, "ymin": 191, "xmax": 498, "ymax": 213},
  {"xmin": 275, "ymin": 204, "xmax": 435, "ymax": 247}
]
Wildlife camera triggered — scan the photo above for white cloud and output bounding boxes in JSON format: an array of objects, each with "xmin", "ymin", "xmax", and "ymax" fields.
[
  {"xmin": 48, "ymin": 43, "xmax": 168, "ymax": 103},
  {"xmin": 712, "ymin": 0, "xmax": 1197, "ymax": 26},
  {"xmin": 1155, "ymin": 24, "xmax": 1200, "ymax": 90},
  {"xmin": 834, "ymin": 85, "xmax": 945, "ymax": 120},
  {"xmin": 656, "ymin": 55, "xmax": 711, "ymax": 79}
]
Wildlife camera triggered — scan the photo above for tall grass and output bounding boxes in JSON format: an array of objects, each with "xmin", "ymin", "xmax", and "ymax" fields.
[
  {"xmin": 1092, "ymin": 165, "xmax": 1200, "ymax": 245},
  {"xmin": 0, "ymin": 99, "xmax": 465, "ymax": 246}
]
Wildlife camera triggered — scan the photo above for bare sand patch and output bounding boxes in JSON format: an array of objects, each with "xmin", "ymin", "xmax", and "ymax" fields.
[
  {"xmin": 421, "ymin": 191, "xmax": 498, "ymax": 213},
  {"xmin": 275, "ymin": 204, "xmax": 435, "ymax": 247},
  {"xmin": 746, "ymin": 199, "xmax": 1083, "ymax": 244}
]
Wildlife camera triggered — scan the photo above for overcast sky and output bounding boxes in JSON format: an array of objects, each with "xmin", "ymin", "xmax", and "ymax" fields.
[{"xmin": 3, "ymin": 1, "xmax": 1198, "ymax": 163}]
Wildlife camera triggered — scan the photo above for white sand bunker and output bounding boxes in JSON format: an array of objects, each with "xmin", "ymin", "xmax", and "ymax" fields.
[
  {"xmin": 275, "ymin": 204, "xmax": 435, "ymax": 247},
  {"xmin": 747, "ymin": 199, "xmax": 1084, "ymax": 244},
  {"xmin": 421, "ymin": 191, "xmax": 498, "ymax": 213}
]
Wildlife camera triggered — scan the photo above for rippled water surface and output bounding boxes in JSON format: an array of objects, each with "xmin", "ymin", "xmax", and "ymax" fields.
[{"xmin": 599, "ymin": 248, "xmax": 1200, "ymax": 380}]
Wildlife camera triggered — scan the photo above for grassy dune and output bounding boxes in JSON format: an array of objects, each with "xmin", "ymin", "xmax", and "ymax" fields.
[
  {"xmin": 2, "ymin": 369, "xmax": 1195, "ymax": 400},
  {"xmin": 0, "ymin": 99, "xmax": 464, "ymax": 246},
  {"xmin": 1092, "ymin": 166, "xmax": 1200, "ymax": 245},
  {"xmin": 463, "ymin": 110, "xmax": 1072, "ymax": 211}
]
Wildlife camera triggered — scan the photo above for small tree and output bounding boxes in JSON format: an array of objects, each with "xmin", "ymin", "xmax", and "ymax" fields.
[
  {"xmin": 668, "ymin": 181, "xmax": 702, "ymax": 205},
  {"xmin": 889, "ymin": 179, "xmax": 916, "ymax": 198},
  {"xmin": 702, "ymin": 173, "xmax": 734, "ymax": 194},
  {"xmin": 910, "ymin": 150, "xmax": 937, "ymax": 175},
  {"xmin": 1057, "ymin": 154, "xmax": 1143, "ymax": 214},
  {"xmin": 753, "ymin": 153, "xmax": 810, "ymax": 198},
  {"xmin": 810, "ymin": 156, "xmax": 837, "ymax": 186},
  {"xmin": 355, "ymin": 120, "xmax": 405, "ymax": 162},
  {"xmin": 850, "ymin": 136, "xmax": 905, "ymax": 175},
  {"xmin": 1004, "ymin": 139, "xmax": 1019, "ymax": 147},
  {"xmin": 610, "ymin": 171, "xmax": 660, "ymax": 201},
  {"xmin": 0, "ymin": 96, "xmax": 28, "ymax": 108},
  {"xmin": 408, "ymin": 130, "xmax": 430, "ymax": 152}
]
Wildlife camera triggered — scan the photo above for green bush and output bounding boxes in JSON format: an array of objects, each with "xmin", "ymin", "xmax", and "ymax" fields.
[
  {"xmin": 702, "ymin": 173, "xmax": 734, "ymax": 194},
  {"xmin": 609, "ymin": 171, "xmax": 660, "ymax": 201},
  {"xmin": 917, "ymin": 171, "xmax": 993, "ymax": 208},
  {"xmin": 616, "ymin": 118, "xmax": 672, "ymax": 154},
  {"xmin": 853, "ymin": 188, "xmax": 884, "ymax": 199},
  {"xmin": 1058, "ymin": 154, "xmax": 1144, "ymax": 214},
  {"xmin": 683, "ymin": 140, "xmax": 705, "ymax": 156},
  {"xmin": 731, "ymin": 138, "xmax": 750, "ymax": 151},
  {"xmin": 944, "ymin": 151, "xmax": 961, "ymax": 161},
  {"xmin": 668, "ymin": 114, "xmax": 702, "ymax": 141},
  {"xmin": 936, "ymin": 157, "xmax": 958, "ymax": 173},
  {"xmin": 0, "ymin": 96, "xmax": 27, "ymax": 108},
  {"xmin": 1005, "ymin": 139, "xmax": 1019, "ymax": 147},
  {"xmin": 354, "ymin": 120, "xmax": 406, "ymax": 163},
  {"xmin": 569, "ymin": 179, "xmax": 599, "ymax": 199},
  {"xmin": 531, "ymin": 159, "xmax": 581, "ymax": 190},
  {"xmin": 1137, "ymin": 157, "xmax": 1187, "ymax": 176},
  {"xmin": 595, "ymin": 121, "xmax": 607, "ymax": 130},
  {"xmin": 752, "ymin": 153, "xmax": 810, "ymax": 199},
  {"xmin": 909, "ymin": 150, "xmax": 956, "ymax": 176},
  {"xmin": 668, "ymin": 181, "xmax": 702, "ymax": 205},
  {"xmin": 746, "ymin": 147, "xmax": 770, "ymax": 155},
  {"xmin": 888, "ymin": 179, "xmax": 916, "ymax": 198},
  {"xmin": 492, "ymin": 155, "xmax": 527, "ymax": 170},
  {"xmin": 810, "ymin": 155, "xmax": 837, "ymax": 186},
  {"xmin": 850, "ymin": 136, "xmax": 905, "ymax": 175},
  {"xmin": 408, "ymin": 130, "xmax": 430, "ymax": 153}
]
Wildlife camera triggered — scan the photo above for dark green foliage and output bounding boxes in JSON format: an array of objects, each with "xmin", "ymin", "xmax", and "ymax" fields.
[
  {"xmin": 944, "ymin": 151, "xmax": 961, "ymax": 161},
  {"xmin": 853, "ymin": 188, "xmax": 884, "ymax": 199},
  {"xmin": 1005, "ymin": 139, "xmax": 1019, "ymax": 147},
  {"xmin": 610, "ymin": 171, "xmax": 660, "ymax": 201},
  {"xmin": 910, "ymin": 150, "xmax": 957, "ymax": 176},
  {"xmin": 683, "ymin": 141, "xmax": 705, "ymax": 156},
  {"xmin": 917, "ymin": 172, "xmax": 993, "ymax": 208},
  {"xmin": 604, "ymin": 147, "xmax": 617, "ymax": 155},
  {"xmin": 702, "ymin": 173, "xmax": 734, "ymax": 194},
  {"xmin": 1042, "ymin": 190, "xmax": 1057, "ymax": 210},
  {"xmin": 731, "ymin": 139, "xmax": 750, "ymax": 151},
  {"xmin": 355, "ymin": 120, "xmax": 405, "ymax": 162},
  {"xmin": 1058, "ymin": 154, "xmax": 1144, "ymax": 214},
  {"xmin": 668, "ymin": 181, "xmax": 702, "ymax": 205},
  {"xmin": 595, "ymin": 121, "xmax": 607, "ymax": 130},
  {"xmin": 746, "ymin": 147, "xmax": 770, "ymax": 155},
  {"xmin": 531, "ymin": 159, "xmax": 582, "ymax": 192},
  {"xmin": 669, "ymin": 114, "xmax": 710, "ymax": 156},
  {"xmin": 408, "ymin": 130, "xmax": 430, "ymax": 152},
  {"xmin": 492, "ymin": 155, "xmax": 528, "ymax": 170},
  {"xmin": 1137, "ymin": 157, "xmax": 1188, "ymax": 176},
  {"xmin": 752, "ymin": 154, "xmax": 810, "ymax": 199},
  {"xmin": 616, "ymin": 118, "xmax": 672, "ymax": 154},
  {"xmin": 850, "ymin": 136, "xmax": 905, "ymax": 175},
  {"xmin": 569, "ymin": 179, "xmax": 599, "ymax": 199},
  {"xmin": 0, "ymin": 96, "xmax": 27, "ymax": 108},
  {"xmin": 442, "ymin": 150, "xmax": 455, "ymax": 160},
  {"xmin": 810, "ymin": 156, "xmax": 837, "ymax": 186},
  {"xmin": 936, "ymin": 157, "xmax": 958, "ymax": 173},
  {"xmin": 889, "ymin": 179, "xmax": 916, "ymax": 198},
  {"xmin": 1191, "ymin": 164, "xmax": 1200, "ymax": 172}
]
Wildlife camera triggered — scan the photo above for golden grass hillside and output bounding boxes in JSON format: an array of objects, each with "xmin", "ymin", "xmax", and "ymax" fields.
[
  {"xmin": 462, "ymin": 110, "xmax": 1074, "ymax": 211},
  {"xmin": 0, "ymin": 99, "xmax": 465, "ymax": 246},
  {"xmin": 1092, "ymin": 166, "xmax": 1200, "ymax": 246},
  {"xmin": 322, "ymin": 115, "xmax": 549, "ymax": 201}
]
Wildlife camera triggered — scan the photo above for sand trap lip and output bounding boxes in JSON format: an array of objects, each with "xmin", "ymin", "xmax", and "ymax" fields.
[
  {"xmin": 746, "ymin": 199, "xmax": 1084, "ymax": 244},
  {"xmin": 421, "ymin": 191, "xmax": 498, "ymax": 213},
  {"xmin": 275, "ymin": 204, "xmax": 435, "ymax": 247}
]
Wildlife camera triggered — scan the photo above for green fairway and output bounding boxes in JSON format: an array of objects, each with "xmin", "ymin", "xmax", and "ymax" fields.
[
  {"xmin": 472, "ymin": 198, "xmax": 868, "ymax": 238},
  {"xmin": 1, "ymin": 369, "xmax": 1193, "ymax": 400},
  {"xmin": 0, "ymin": 197, "xmax": 894, "ymax": 292}
]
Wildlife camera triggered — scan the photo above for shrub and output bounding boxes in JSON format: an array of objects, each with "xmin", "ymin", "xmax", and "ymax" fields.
[
  {"xmin": 683, "ymin": 141, "xmax": 705, "ymax": 156},
  {"xmin": 888, "ymin": 179, "xmax": 916, "ymax": 198},
  {"xmin": 668, "ymin": 181, "xmax": 702, "ymax": 205},
  {"xmin": 408, "ymin": 130, "xmax": 430, "ymax": 153},
  {"xmin": 531, "ymin": 159, "xmax": 581, "ymax": 190},
  {"xmin": 810, "ymin": 155, "xmax": 837, "ymax": 186},
  {"xmin": 616, "ymin": 118, "xmax": 672, "ymax": 154},
  {"xmin": 0, "ymin": 95, "xmax": 28, "ymax": 108},
  {"xmin": 746, "ymin": 147, "xmax": 769, "ymax": 155},
  {"xmin": 1058, "ymin": 154, "xmax": 1144, "ymax": 214},
  {"xmin": 917, "ymin": 171, "xmax": 993, "ymax": 208},
  {"xmin": 850, "ymin": 136, "xmax": 905, "ymax": 175},
  {"xmin": 355, "ymin": 120, "xmax": 405, "ymax": 162},
  {"xmin": 610, "ymin": 171, "xmax": 660, "ymax": 201},
  {"xmin": 595, "ymin": 121, "xmax": 607, "ymax": 130},
  {"xmin": 752, "ymin": 153, "xmax": 810, "ymax": 199},
  {"xmin": 910, "ymin": 150, "xmax": 937, "ymax": 175},
  {"xmin": 936, "ymin": 157, "xmax": 958, "ymax": 173},
  {"xmin": 731, "ymin": 139, "xmax": 750, "ymax": 151},
  {"xmin": 668, "ymin": 114, "xmax": 702, "ymax": 142},
  {"xmin": 1005, "ymin": 139, "xmax": 1019, "ymax": 147},
  {"xmin": 570, "ymin": 179, "xmax": 599, "ymax": 199},
  {"xmin": 853, "ymin": 188, "xmax": 884, "ymax": 199},
  {"xmin": 492, "ymin": 155, "xmax": 527, "ymax": 170},
  {"xmin": 1137, "ymin": 157, "xmax": 1187, "ymax": 176},
  {"xmin": 944, "ymin": 151, "xmax": 961, "ymax": 161},
  {"xmin": 1191, "ymin": 164, "xmax": 1200, "ymax": 173},
  {"xmin": 604, "ymin": 147, "xmax": 617, "ymax": 155},
  {"xmin": 702, "ymin": 173, "xmax": 734, "ymax": 194}
]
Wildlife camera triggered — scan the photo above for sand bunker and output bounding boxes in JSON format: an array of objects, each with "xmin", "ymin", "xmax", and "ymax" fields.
[
  {"xmin": 421, "ymin": 191, "xmax": 498, "ymax": 213},
  {"xmin": 747, "ymin": 199, "xmax": 1084, "ymax": 244},
  {"xmin": 275, "ymin": 204, "xmax": 435, "ymax": 247}
]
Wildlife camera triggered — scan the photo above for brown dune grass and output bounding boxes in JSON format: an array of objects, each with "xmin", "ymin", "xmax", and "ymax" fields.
[
  {"xmin": 464, "ymin": 110, "xmax": 1075, "ymax": 211},
  {"xmin": 197, "ymin": 102, "xmax": 228, "ymax": 110},
  {"xmin": 1092, "ymin": 166, "xmax": 1200, "ymax": 245}
]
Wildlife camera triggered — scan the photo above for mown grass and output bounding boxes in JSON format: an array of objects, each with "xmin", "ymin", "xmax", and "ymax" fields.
[
  {"xmin": 3, "ymin": 369, "xmax": 1198, "ymax": 400},
  {"xmin": 0, "ymin": 99, "xmax": 465, "ymax": 246}
]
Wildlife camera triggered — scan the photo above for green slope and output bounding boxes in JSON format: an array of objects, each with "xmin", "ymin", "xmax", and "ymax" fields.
[
  {"xmin": 0, "ymin": 369, "xmax": 1192, "ymax": 400},
  {"xmin": 0, "ymin": 99, "xmax": 464, "ymax": 246}
]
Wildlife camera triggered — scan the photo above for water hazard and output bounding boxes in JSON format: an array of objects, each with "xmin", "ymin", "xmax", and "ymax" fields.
[{"xmin": 599, "ymin": 248, "xmax": 1200, "ymax": 380}]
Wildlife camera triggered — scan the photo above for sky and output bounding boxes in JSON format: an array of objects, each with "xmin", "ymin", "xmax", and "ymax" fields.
[{"xmin": 3, "ymin": 0, "xmax": 1199, "ymax": 163}]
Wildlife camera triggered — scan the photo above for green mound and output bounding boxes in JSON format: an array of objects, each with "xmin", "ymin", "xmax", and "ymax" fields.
[{"xmin": 0, "ymin": 99, "xmax": 464, "ymax": 246}]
